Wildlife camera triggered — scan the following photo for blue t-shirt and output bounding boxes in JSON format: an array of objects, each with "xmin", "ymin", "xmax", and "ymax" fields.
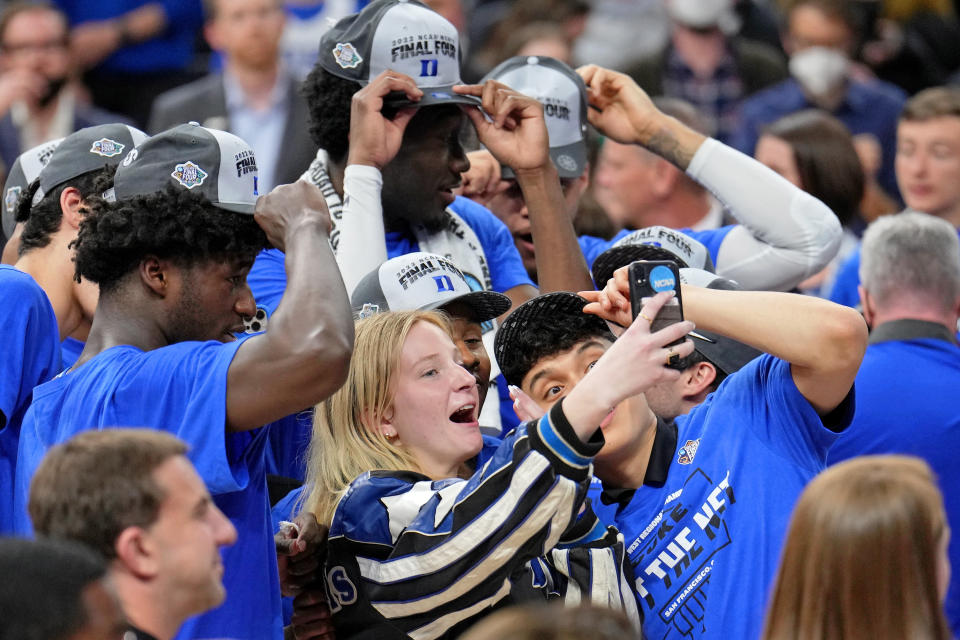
[
  {"xmin": 263, "ymin": 411, "xmax": 313, "ymax": 481},
  {"xmin": 248, "ymin": 195, "xmax": 534, "ymax": 317},
  {"xmin": 604, "ymin": 355, "xmax": 849, "ymax": 640},
  {"xmin": 827, "ymin": 245, "xmax": 862, "ymax": 308},
  {"xmin": 827, "ymin": 325, "xmax": 960, "ymax": 635},
  {"xmin": 14, "ymin": 341, "xmax": 283, "ymax": 640},
  {"xmin": 0, "ymin": 266, "xmax": 60, "ymax": 534},
  {"xmin": 60, "ymin": 337, "xmax": 84, "ymax": 371},
  {"xmin": 578, "ymin": 226, "xmax": 734, "ymax": 272}
]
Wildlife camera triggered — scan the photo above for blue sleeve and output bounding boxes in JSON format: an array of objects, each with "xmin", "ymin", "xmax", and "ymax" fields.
[
  {"xmin": 682, "ymin": 225, "xmax": 734, "ymax": 265},
  {"xmin": 578, "ymin": 227, "xmax": 731, "ymax": 273},
  {"xmin": 827, "ymin": 247, "xmax": 862, "ymax": 308},
  {"xmin": 578, "ymin": 230, "xmax": 631, "ymax": 268},
  {"xmin": 495, "ymin": 374, "xmax": 520, "ymax": 436},
  {"xmin": 247, "ymin": 248, "xmax": 287, "ymax": 317},
  {"xmin": 264, "ymin": 410, "xmax": 313, "ymax": 481},
  {"xmin": 115, "ymin": 340, "xmax": 253, "ymax": 494},
  {"xmin": 450, "ymin": 196, "xmax": 535, "ymax": 292},
  {"xmin": 0, "ymin": 269, "xmax": 60, "ymax": 429},
  {"xmin": 705, "ymin": 354, "xmax": 850, "ymax": 472}
]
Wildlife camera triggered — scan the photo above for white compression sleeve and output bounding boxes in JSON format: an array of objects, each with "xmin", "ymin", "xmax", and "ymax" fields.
[
  {"xmin": 687, "ymin": 138, "xmax": 842, "ymax": 291},
  {"xmin": 336, "ymin": 164, "xmax": 388, "ymax": 296}
]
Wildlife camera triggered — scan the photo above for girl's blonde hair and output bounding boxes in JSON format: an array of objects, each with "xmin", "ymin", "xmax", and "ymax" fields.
[
  {"xmin": 303, "ymin": 310, "xmax": 452, "ymax": 526},
  {"xmin": 762, "ymin": 454, "xmax": 950, "ymax": 640}
]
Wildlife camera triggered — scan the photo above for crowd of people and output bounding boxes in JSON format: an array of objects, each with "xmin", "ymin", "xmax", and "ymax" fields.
[{"xmin": 1, "ymin": 0, "xmax": 959, "ymax": 639}]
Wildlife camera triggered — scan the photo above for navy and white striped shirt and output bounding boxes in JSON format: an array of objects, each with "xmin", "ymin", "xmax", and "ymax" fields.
[{"xmin": 323, "ymin": 400, "xmax": 640, "ymax": 639}]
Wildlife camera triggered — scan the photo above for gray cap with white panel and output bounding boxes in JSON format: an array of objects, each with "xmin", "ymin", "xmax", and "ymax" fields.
[
  {"xmin": 317, "ymin": 0, "xmax": 480, "ymax": 109},
  {"xmin": 32, "ymin": 123, "xmax": 148, "ymax": 205},
  {"xmin": 483, "ymin": 55, "xmax": 589, "ymax": 179},
  {"xmin": 2, "ymin": 138, "xmax": 62, "ymax": 238},
  {"xmin": 106, "ymin": 122, "xmax": 260, "ymax": 214}
]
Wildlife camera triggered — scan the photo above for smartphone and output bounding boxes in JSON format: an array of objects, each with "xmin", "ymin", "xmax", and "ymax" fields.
[{"xmin": 628, "ymin": 260, "xmax": 685, "ymax": 346}]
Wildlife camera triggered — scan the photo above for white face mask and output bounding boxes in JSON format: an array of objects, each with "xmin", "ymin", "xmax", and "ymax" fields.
[
  {"xmin": 789, "ymin": 46, "xmax": 850, "ymax": 97},
  {"xmin": 668, "ymin": 0, "xmax": 730, "ymax": 29}
]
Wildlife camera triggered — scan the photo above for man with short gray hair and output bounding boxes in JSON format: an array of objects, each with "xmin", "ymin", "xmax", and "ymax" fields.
[{"xmin": 828, "ymin": 211, "xmax": 960, "ymax": 634}]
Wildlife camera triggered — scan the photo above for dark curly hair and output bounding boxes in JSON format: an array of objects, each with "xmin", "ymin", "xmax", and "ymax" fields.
[
  {"xmin": 497, "ymin": 295, "xmax": 615, "ymax": 388},
  {"xmin": 302, "ymin": 66, "xmax": 360, "ymax": 164},
  {"xmin": 73, "ymin": 185, "xmax": 268, "ymax": 293},
  {"xmin": 16, "ymin": 165, "xmax": 116, "ymax": 257}
]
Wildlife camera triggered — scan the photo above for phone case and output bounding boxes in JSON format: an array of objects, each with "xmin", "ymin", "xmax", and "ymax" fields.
[{"xmin": 628, "ymin": 260, "xmax": 685, "ymax": 346}]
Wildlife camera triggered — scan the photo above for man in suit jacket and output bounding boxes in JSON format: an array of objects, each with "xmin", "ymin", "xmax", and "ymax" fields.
[
  {"xmin": 148, "ymin": 0, "xmax": 317, "ymax": 192},
  {"xmin": 0, "ymin": 3, "xmax": 128, "ymax": 177}
]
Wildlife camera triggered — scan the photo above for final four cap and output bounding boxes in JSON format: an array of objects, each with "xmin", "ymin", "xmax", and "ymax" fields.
[
  {"xmin": 32, "ymin": 124, "xmax": 147, "ymax": 205},
  {"xmin": 483, "ymin": 55, "xmax": 589, "ymax": 179},
  {"xmin": 107, "ymin": 123, "xmax": 259, "ymax": 214},
  {"xmin": 2, "ymin": 138, "xmax": 62, "ymax": 237},
  {"xmin": 317, "ymin": 0, "xmax": 480, "ymax": 108},
  {"xmin": 351, "ymin": 252, "xmax": 511, "ymax": 322},
  {"xmin": 591, "ymin": 226, "xmax": 716, "ymax": 286}
]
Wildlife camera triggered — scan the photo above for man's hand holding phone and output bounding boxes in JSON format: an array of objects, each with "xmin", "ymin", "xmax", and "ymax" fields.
[{"xmin": 580, "ymin": 261, "xmax": 692, "ymax": 367}]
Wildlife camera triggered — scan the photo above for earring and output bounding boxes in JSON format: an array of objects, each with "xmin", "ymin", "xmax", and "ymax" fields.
[{"xmin": 385, "ymin": 430, "xmax": 397, "ymax": 440}]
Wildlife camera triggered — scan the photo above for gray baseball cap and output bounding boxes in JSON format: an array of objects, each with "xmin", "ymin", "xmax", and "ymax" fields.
[
  {"xmin": 105, "ymin": 123, "xmax": 260, "ymax": 214},
  {"xmin": 317, "ymin": 0, "xmax": 480, "ymax": 109},
  {"xmin": 483, "ymin": 55, "xmax": 589, "ymax": 179},
  {"xmin": 351, "ymin": 252, "xmax": 511, "ymax": 322},
  {"xmin": 591, "ymin": 226, "xmax": 716, "ymax": 286},
  {"xmin": 2, "ymin": 138, "xmax": 62, "ymax": 237},
  {"xmin": 32, "ymin": 124, "xmax": 147, "ymax": 205}
]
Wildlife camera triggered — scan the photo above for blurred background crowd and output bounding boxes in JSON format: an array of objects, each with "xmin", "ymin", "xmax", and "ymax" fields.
[{"xmin": 2, "ymin": 0, "xmax": 959, "ymax": 250}]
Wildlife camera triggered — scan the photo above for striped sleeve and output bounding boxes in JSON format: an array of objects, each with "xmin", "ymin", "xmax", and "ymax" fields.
[
  {"xmin": 546, "ymin": 501, "xmax": 642, "ymax": 628},
  {"xmin": 325, "ymin": 399, "xmax": 606, "ymax": 639}
]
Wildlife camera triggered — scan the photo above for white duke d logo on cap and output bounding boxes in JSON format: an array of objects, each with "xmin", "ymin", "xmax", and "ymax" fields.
[
  {"xmin": 171, "ymin": 161, "xmax": 208, "ymax": 189},
  {"xmin": 333, "ymin": 42, "xmax": 362, "ymax": 69}
]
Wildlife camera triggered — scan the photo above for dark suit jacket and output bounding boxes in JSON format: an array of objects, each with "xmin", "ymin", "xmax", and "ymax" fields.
[
  {"xmin": 0, "ymin": 101, "xmax": 131, "ymax": 178},
  {"xmin": 147, "ymin": 73, "xmax": 317, "ymax": 188}
]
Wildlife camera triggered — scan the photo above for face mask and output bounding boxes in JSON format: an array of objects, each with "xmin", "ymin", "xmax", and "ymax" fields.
[
  {"xmin": 668, "ymin": 0, "xmax": 730, "ymax": 30},
  {"xmin": 789, "ymin": 46, "xmax": 849, "ymax": 97}
]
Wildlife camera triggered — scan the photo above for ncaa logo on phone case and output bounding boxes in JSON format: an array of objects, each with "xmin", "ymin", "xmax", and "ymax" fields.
[
  {"xmin": 677, "ymin": 439, "xmax": 700, "ymax": 465},
  {"xmin": 650, "ymin": 265, "xmax": 676, "ymax": 292}
]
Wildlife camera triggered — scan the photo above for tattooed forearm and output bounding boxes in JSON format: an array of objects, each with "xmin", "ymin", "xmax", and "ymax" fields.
[{"xmin": 646, "ymin": 126, "xmax": 695, "ymax": 170}]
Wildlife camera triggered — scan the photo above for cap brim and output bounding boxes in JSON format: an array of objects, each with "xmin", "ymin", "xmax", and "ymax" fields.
[
  {"xmin": 502, "ymin": 140, "xmax": 587, "ymax": 180},
  {"xmin": 422, "ymin": 289, "xmax": 511, "ymax": 323},
  {"xmin": 689, "ymin": 329, "xmax": 762, "ymax": 377},
  {"xmin": 591, "ymin": 245, "xmax": 688, "ymax": 287},
  {"xmin": 214, "ymin": 201, "xmax": 256, "ymax": 215},
  {"xmin": 384, "ymin": 87, "xmax": 482, "ymax": 109}
]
